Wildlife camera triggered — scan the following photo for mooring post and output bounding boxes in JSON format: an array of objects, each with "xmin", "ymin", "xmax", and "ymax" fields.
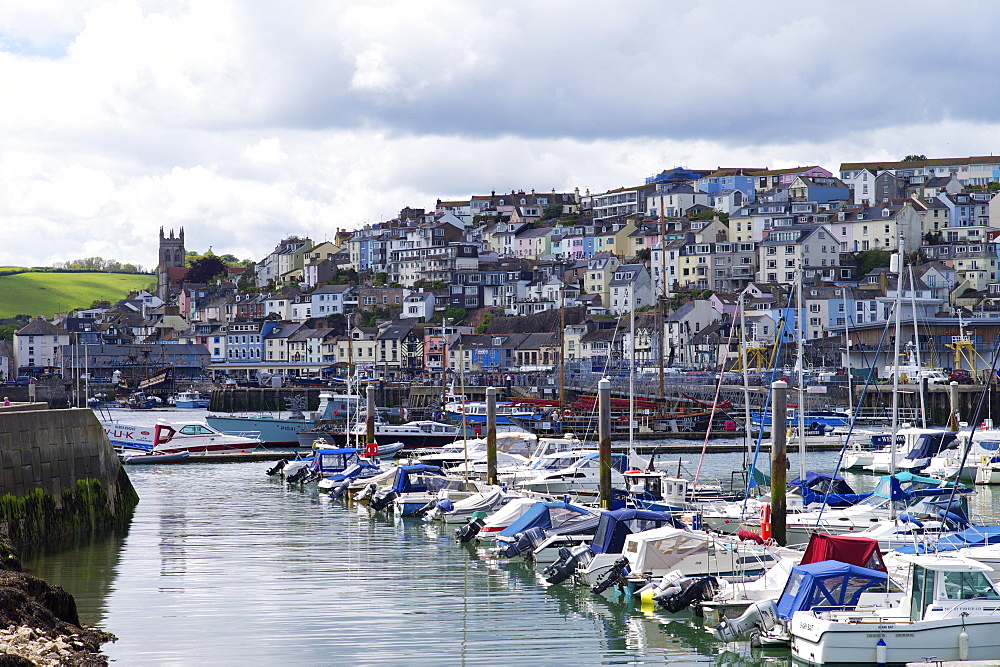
[
  {"xmin": 486, "ymin": 386, "xmax": 497, "ymax": 485},
  {"xmin": 771, "ymin": 380, "xmax": 787, "ymax": 546},
  {"xmin": 599, "ymin": 377, "xmax": 612, "ymax": 510}
]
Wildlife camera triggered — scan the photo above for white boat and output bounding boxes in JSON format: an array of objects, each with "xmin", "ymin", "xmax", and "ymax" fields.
[
  {"xmin": 174, "ymin": 390, "xmax": 210, "ymax": 409},
  {"xmin": 148, "ymin": 420, "xmax": 261, "ymax": 456},
  {"xmin": 788, "ymin": 553, "xmax": 1000, "ymax": 664},
  {"xmin": 415, "ymin": 431, "xmax": 537, "ymax": 468},
  {"xmin": 446, "ymin": 433, "xmax": 586, "ymax": 479},
  {"xmin": 443, "ymin": 401, "xmax": 535, "ymax": 424},
  {"xmin": 512, "ymin": 450, "xmax": 650, "ymax": 495},
  {"xmin": 862, "ymin": 427, "xmax": 956, "ymax": 474}
]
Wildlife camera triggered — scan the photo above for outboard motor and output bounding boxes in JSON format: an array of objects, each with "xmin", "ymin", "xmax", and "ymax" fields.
[
  {"xmin": 369, "ymin": 489, "xmax": 399, "ymax": 512},
  {"xmin": 286, "ymin": 467, "xmax": 308, "ymax": 484},
  {"xmin": 455, "ymin": 511, "xmax": 488, "ymax": 543},
  {"xmin": 266, "ymin": 459, "xmax": 287, "ymax": 476},
  {"xmin": 499, "ymin": 527, "xmax": 546, "ymax": 559},
  {"xmin": 330, "ymin": 479, "xmax": 351, "ymax": 499},
  {"xmin": 422, "ymin": 497, "xmax": 455, "ymax": 522},
  {"xmin": 591, "ymin": 557, "xmax": 631, "ymax": 595},
  {"xmin": 354, "ymin": 482, "xmax": 378, "ymax": 503},
  {"xmin": 414, "ymin": 499, "xmax": 439, "ymax": 518},
  {"xmin": 653, "ymin": 575, "xmax": 718, "ymax": 614},
  {"xmin": 543, "ymin": 544, "xmax": 594, "ymax": 585},
  {"xmin": 713, "ymin": 599, "xmax": 779, "ymax": 642}
]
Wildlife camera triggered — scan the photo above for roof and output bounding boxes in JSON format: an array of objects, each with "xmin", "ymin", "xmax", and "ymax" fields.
[
  {"xmin": 841, "ymin": 155, "xmax": 1000, "ymax": 171},
  {"xmin": 16, "ymin": 318, "xmax": 67, "ymax": 336}
]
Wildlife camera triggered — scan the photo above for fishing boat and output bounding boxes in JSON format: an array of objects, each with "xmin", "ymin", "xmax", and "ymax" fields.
[{"xmin": 174, "ymin": 390, "xmax": 210, "ymax": 409}]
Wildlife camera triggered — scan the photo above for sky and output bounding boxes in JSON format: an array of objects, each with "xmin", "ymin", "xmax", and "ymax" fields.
[{"xmin": 2, "ymin": 0, "xmax": 1000, "ymax": 271}]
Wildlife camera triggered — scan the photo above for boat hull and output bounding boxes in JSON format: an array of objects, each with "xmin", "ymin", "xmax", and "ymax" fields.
[
  {"xmin": 302, "ymin": 431, "xmax": 459, "ymax": 450},
  {"xmin": 206, "ymin": 415, "xmax": 314, "ymax": 447},
  {"xmin": 791, "ymin": 612, "xmax": 1000, "ymax": 665}
]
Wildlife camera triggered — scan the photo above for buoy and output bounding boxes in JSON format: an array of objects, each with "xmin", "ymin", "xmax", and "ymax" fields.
[{"xmin": 760, "ymin": 503, "xmax": 771, "ymax": 541}]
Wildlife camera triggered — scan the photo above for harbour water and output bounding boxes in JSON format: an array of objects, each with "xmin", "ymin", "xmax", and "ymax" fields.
[{"xmin": 20, "ymin": 414, "xmax": 1000, "ymax": 664}]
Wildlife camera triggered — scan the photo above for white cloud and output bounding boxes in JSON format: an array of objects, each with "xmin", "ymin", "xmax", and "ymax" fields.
[{"xmin": 1, "ymin": 0, "xmax": 1000, "ymax": 271}]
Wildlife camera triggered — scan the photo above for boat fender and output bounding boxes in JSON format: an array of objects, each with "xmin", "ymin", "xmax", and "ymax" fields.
[
  {"xmin": 369, "ymin": 489, "xmax": 399, "ymax": 512},
  {"xmin": 876, "ymin": 638, "xmax": 886, "ymax": 666},
  {"xmin": 713, "ymin": 599, "xmax": 778, "ymax": 642},
  {"xmin": 455, "ymin": 515, "xmax": 485, "ymax": 544},
  {"xmin": 959, "ymin": 628, "xmax": 969, "ymax": 661},
  {"xmin": 591, "ymin": 557, "xmax": 631, "ymax": 595},
  {"xmin": 435, "ymin": 498, "xmax": 455, "ymax": 513},
  {"xmin": 543, "ymin": 545, "xmax": 593, "ymax": 585},
  {"xmin": 266, "ymin": 459, "xmax": 287, "ymax": 476}
]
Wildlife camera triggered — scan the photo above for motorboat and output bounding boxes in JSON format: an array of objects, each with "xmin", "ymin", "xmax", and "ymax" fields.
[
  {"xmin": 495, "ymin": 510, "xmax": 602, "ymax": 564},
  {"xmin": 846, "ymin": 427, "xmax": 956, "ymax": 474},
  {"xmin": 492, "ymin": 500, "xmax": 597, "ymax": 559},
  {"xmin": 443, "ymin": 400, "xmax": 535, "ymax": 425},
  {"xmin": 514, "ymin": 451, "xmax": 640, "ymax": 495},
  {"xmin": 307, "ymin": 419, "xmax": 463, "ymax": 450},
  {"xmin": 147, "ymin": 420, "xmax": 261, "ymax": 456},
  {"xmin": 316, "ymin": 460, "xmax": 384, "ymax": 496},
  {"xmin": 174, "ymin": 390, "xmax": 210, "ymax": 409},
  {"xmin": 542, "ymin": 509, "xmax": 684, "ymax": 586},
  {"xmin": 581, "ymin": 526, "xmax": 803, "ymax": 596},
  {"xmin": 425, "ymin": 486, "xmax": 516, "ymax": 524},
  {"xmin": 121, "ymin": 451, "xmax": 191, "ymax": 464},
  {"xmin": 891, "ymin": 525, "xmax": 1000, "ymax": 583},
  {"xmin": 415, "ymin": 431, "xmax": 537, "ymax": 468},
  {"xmin": 786, "ymin": 554, "xmax": 1000, "ymax": 664},
  {"xmin": 364, "ymin": 464, "xmax": 448, "ymax": 514},
  {"xmin": 923, "ymin": 426, "xmax": 1000, "ymax": 483},
  {"xmin": 445, "ymin": 433, "xmax": 587, "ymax": 479}
]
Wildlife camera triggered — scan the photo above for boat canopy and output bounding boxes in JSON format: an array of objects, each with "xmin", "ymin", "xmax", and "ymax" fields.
[
  {"xmin": 590, "ymin": 509, "xmax": 683, "ymax": 555},
  {"xmin": 497, "ymin": 501, "xmax": 592, "ymax": 539},
  {"xmin": 389, "ymin": 465, "xmax": 445, "ymax": 493},
  {"xmin": 904, "ymin": 432, "xmax": 958, "ymax": 461},
  {"xmin": 775, "ymin": 561, "xmax": 888, "ymax": 620},
  {"xmin": 871, "ymin": 471, "xmax": 969, "ymax": 502},
  {"xmin": 895, "ymin": 525, "xmax": 1000, "ymax": 554},
  {"xmin": 310, "ymin": 448, "xmax": 360, "ymax": 474},
  {"xmin": 789, "ymin": 472, "xmax": 869, "ymax": 507},
  {"xmin": 799, "ymin": 534, "xmax": 885, "ymax": 572}
]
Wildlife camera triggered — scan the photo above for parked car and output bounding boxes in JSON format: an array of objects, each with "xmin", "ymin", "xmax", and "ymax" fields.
[
  {"xmin": 10, "ymin": 376, "xmax": 33, "ymax": 387},
  {"xmin": 947, "ymin": 368, "xmax": 974, "ymax": 384}
]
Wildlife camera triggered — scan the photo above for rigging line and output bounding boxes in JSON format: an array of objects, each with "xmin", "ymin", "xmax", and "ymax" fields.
[
  {"xmin": 941, "ymin": 330, "xmax": 1000, "ymax": 520},
  {"xmin": 814, "ymin": 316, "xmax": 891, "ymax": 529},
  {"xmin": 740, "ymin": 290, "xmax": 795, "ymax": 517},
  {"xmin": 692, "ymin": 312, "xmax": 739, "ymax": 490}
]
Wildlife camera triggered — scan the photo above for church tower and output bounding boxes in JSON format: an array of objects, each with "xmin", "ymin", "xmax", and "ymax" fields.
[{"xmin": 157, "ymin": 227, "xmax": 185, "ymax": 302}]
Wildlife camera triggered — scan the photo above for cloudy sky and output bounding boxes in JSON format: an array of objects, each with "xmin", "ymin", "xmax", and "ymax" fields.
[{"xmin": 2, "ymin": 0, "xmax": 1000, "ymax": 271}]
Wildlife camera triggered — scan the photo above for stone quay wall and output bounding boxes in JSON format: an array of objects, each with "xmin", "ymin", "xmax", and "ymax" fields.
[{"xmin": 0, "ymin": 404, "xmax": 138, "ymax": 547}]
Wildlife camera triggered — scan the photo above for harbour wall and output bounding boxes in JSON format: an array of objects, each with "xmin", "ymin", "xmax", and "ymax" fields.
[{"xmin": 0, "ymin": 404, "xmax": 138, "ymax": 547}]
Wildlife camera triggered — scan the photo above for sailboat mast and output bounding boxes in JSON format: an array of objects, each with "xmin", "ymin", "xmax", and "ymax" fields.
[
  {"xmin": 629, "ymin": 304, "xmax": 635, "ymax": 449},
  {"xmin": 889, "ymin": 234, "xmax": 905, "ymax": 521},
  {"xmin": 559, "ymin": 284, "xmax": 566, "ymax": 408},
  {"xmin": 796, "ymin": 265, "xmax": 806, "ymax": 482},
  {"xmin": 908, "ymin": 265, "xmax": 927, "ymax": 428},
  {"xmin": 843, "ymin": 289, "xmax": 853, "ymax": 420},
  {"xmin": 658, "ymin": 195, "xmax": 666, "ymax": 403},
  {"xmin": 739, "ymin": 289, "xmax": 753, "ymax": 466}
]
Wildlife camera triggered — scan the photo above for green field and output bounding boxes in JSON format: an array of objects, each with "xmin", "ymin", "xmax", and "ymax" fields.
[{"xmin": 0, "ymin": 271, "xmax": 156, "ymax": 319}]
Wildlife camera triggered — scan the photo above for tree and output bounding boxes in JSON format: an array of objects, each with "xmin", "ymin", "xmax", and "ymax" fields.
[
  {"xmin": 903, "ymin": 154, "xmax": 927, "ymax": 162},
  {"xmin": 185, "ymin": 254, "xmax": 228, "ymax": 284},
  {"xmin": 634, "ymin": 248, "xmax": 651, "ymax": 262},
  {"xmin": 540, "ymin": 203, "xmax": 563, "ymax": 221},
  {"xmin": 855, "ymin": 249, "xmax": 892, "ymax": 277}
]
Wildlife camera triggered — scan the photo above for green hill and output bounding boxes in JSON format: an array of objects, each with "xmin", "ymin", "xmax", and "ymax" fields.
[{"xmin": 0, "ymin": 271, "xmax": 155, "ymax": 319}]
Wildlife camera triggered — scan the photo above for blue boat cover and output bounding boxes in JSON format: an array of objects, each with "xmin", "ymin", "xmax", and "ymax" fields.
[
  {"xmin": 904, "ymin": 432, "xmax": 957, "ymax": 461},
  {"xmin": 590, "ymin": 509, "xmax": 683, "ymax": 555},
  {"xmin": 775, "ymin": 561, "xmax": 888, "ymax": 620},
  {"xmin": 497, "ymin": 501, "xmax": 591, "ymax": 538},
  {"xmin": 789, "ymin": 472, "xmax": 869, "ymax": 507},
  {"xmin": 895, "ymin": 525, "xmax": 1000, "ymax": 554},
  {"xmin": 389, "ymin": 464, "xmax": 444, "ymax": 493},
  {"xmin": 310, "ymin": 448, "xmax": 359, "ymax": 474},
  {"xmin": 871, "ymin": 471, "xmax": 968, "ymax": 502}
]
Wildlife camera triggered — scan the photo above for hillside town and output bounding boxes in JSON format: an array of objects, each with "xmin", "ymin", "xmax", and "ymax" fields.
[{"xmin": 7, "ymin": 155, "xmax": 1000, "ymax": 388}]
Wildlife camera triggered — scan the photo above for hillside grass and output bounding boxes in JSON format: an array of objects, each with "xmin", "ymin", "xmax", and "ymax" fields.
[{"xmin": 0, "ymin": 271, "xmax": 155, "ymax": 319}]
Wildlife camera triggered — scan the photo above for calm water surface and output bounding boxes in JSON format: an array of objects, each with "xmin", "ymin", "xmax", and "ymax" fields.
[{"xmin": 22, "ymin": 437, "xmax": 1000, "ymax": 665}]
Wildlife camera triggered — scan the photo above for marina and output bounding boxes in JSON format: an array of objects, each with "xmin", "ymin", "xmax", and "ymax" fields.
[{"xmin": 19, "ymin": 441, "xmax": 1000, "ymax": 665}]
